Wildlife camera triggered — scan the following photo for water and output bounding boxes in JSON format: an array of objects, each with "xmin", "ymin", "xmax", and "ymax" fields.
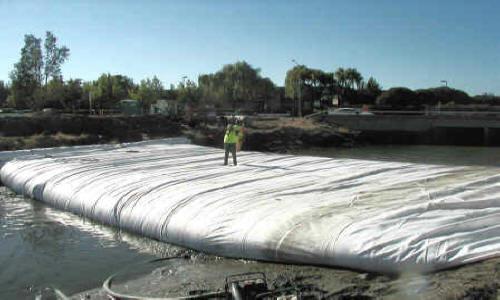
[
  {"xmin": 1, "ymin": 144, "xmax": 500, "ymax": 299},
  {"xmin": 0, "ymin": 187, "xmax": 188, "ymax": 299},
  {"xmin": 291, "ymin": 144, "xmax": 500, "ymax": 167}
]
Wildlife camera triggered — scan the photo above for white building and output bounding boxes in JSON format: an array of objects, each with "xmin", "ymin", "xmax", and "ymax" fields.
[{"xmin": 150, "ymin": 99, "xmax": 178, "ymax": 116}]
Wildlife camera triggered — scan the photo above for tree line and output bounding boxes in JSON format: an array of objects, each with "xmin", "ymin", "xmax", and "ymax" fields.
[
  {"xmin": 376, "ymin": 87, "xmax": 500, "ymax": 109},
  {"xmin": 2, "ymin": 32, "xmax": 499, "ymax": 114},
  {"xmin": 285, "ymin": 65, "xmax": 383, "ymax": 115}
]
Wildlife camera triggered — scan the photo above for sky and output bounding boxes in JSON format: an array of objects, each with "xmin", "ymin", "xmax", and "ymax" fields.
[{"xmin": 0, "ymin": 0, "xmax": 499, "ymax": 95}]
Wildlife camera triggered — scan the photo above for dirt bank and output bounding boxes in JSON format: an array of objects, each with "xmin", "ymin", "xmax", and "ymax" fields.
[
  {"xmin": 0, "ymin": 115, "xmax": 182, "ymax": 150},
  {"xmin": 187, "ymin": 118, "xmax": 356, "ymax": 152}
]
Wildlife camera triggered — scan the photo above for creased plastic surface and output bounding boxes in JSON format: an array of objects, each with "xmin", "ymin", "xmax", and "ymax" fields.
[{"xmin": 1, "ymin": 138, "xmax": 499, "ymax": 273}]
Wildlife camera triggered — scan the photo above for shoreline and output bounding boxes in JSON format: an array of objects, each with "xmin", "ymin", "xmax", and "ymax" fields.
[
  {"xmin": 0, "ymin": 115, "xmax": 355, "ymax": 152},
  {"xmin": 69, "ymin": 255, "xmax": 500, "ymax": 300},
  {"xmin": 1, "ymin": 114, "xmax": 499, "ymax": 152}
]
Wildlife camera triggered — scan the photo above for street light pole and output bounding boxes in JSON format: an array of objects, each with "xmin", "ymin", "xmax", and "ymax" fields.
[
  {"xmin": 291, "ymin": 59, "xmax": 302, "ymax": 117},
  {"xmin": 88, "ymin": 91, "xmax": 92, "ymax": 115}
]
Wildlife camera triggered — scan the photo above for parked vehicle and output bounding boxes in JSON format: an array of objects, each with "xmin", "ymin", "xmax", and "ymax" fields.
[{"xmin": 328, "ymin": 108, "xmax": 373, "ymax": 115}]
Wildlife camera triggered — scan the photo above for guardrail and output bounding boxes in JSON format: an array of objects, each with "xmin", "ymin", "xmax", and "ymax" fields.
[
  {"xmin": 374, "ymin": 110, "xmax": 485, "ymax": 114},
  {"xmin": 370, "ymin": 110, "xmax": 500, "ymax": 118}
]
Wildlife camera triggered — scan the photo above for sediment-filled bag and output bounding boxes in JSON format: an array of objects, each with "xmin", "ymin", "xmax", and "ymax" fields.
[{"xmin": 1, "ymin": 138, "xmax": 499, "ymax": 273}]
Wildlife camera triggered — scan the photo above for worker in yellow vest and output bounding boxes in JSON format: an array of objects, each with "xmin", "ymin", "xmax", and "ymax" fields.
[
  {"xmin": 224, "ymin": 123, "xmax": 241, "ymax": 166},
  {"xmin": 235, "ymin": 120, "xmax": 246, "ymax": 152}
]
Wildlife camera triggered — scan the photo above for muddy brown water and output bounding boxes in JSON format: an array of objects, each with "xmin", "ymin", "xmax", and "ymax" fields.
[{"xmin": 1, "ymin": 145, "xmax": 500, "ymax": 299}]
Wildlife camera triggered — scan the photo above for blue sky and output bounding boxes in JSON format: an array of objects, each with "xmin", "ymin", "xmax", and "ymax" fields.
[{"xmin": 1, "ymin": 0, "xmax": 499, "ymax": 95}]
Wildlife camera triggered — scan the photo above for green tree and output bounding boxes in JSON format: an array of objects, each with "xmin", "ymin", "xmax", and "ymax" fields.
[
  {"xmin": 82, "ymin": 81, "xmax": 98, "ymax": 111},
  {"xmin": 95, "ymin": 73, "xmax": 113, "ymax": 109},
  {"xmin": 416, "ymin": 87, "xmax": 471, "ymax": 106},
  {"xmin": 285, "ymin": 65, "xmax": 309, "ymax": 116},
  {"xmin": 333, "ymin": 68, "xmax": 348, "ymax": 106},
  {"xmin": 366, "ymin": 77, "xmax": 381, "ymax": 94},
  {"xmin": 334, "ymin": 67, "xmax": 364, "ymax": 106},
  {"xmin": 65, "ymin": 78, "xmax": 83, "ymax": 111},
  {"xmin": 45, "ymin": 77, "xmax": 66, "ymax": 109},
  {"xmin": 285, "ymin": 65, "xmax": 334, "ymax": 114},
  {"xmin": 316, "ymin": 72, "xmax": 336, "ymax": 108},
  {"xmin": 257, "ymin": 77, "xmax": 276, "ymax": 112},
  {"xmin": 285, "ymin": 65, "xmax": 307, "ymax": 101},
  {"xmin": 43, "ymin": 31, "xmax": 70, "ymax": 85},
  {"xmin": 376, "ymin": 87, "xmax": 418, "ymax": 108},
  {"xmin": 9, "ymin": 32, "xmax": 69, "ymax": 109},
  {"xmin": 177, "ymin": 79, "xmax": 199, "ymax": 108},
  {"xmin": 112, "ymin": 75, "xmax": 135, "ymax": 101},
  {"xmin": 357, "ymin": 76, "xmax": 382, "ymax": 105},
  {"xmin": 198, "ymin": 61, "xmax": 276, "ymax": 113},
  {"xmin": 37, "ymin": 78, "xmax": 83, "ymax": 111},
  {"xmin": 345, "ymin": 68, "xmax": 363, "ymax": 90},
  {"xmin": 473, "ymin": 93, "xmax": 500, "ymax": 105},
  {"xmin": 334, "ymin": 68, "xmax": 347, "ymax": 90},
  {"xmin": 9, "ymin": 34, "xmax": 43, "ymax": 108},
  {"xmin": 0, "ymin": 81, "xmax": 9, "ymax": 107},
  {"xmin": 177, "ymin": 79, "xmax": 201, "ymax": 121},
  {"xmin": 163, "ymin": 84, "xmax": 178, "ymax": 100},
  {"xmin": 129, "ymin": 76, "xmax": 164, "ymax": 111},
  {"xmin": 89, "ymin": 73, "xmax": 135, "ymax": 109}
]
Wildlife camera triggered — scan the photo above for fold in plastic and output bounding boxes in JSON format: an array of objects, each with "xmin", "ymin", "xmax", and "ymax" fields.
[{"xmin": 1, "ymin": 138, "xmax": 499, "ymax": 273}]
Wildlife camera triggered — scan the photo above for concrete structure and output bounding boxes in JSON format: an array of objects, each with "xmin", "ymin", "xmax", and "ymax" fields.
[{"xmin": 322, "ymin": 111, "xmax": 500, "ymax": 145}]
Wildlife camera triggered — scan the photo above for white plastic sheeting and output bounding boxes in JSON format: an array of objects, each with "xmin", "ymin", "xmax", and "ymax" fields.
[{"xmin": 1, "ymin": 138, "xmax": 499, "ymax": 274}]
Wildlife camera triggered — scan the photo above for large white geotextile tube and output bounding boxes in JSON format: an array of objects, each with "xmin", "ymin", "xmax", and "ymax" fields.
[{"xmin": 1, "ymin": 139, "xmax": 500, "ymax": 274}]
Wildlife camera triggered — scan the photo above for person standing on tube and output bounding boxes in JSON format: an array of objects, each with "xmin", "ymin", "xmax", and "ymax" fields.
[{"xmin": 224, "ymin": 123, "xmax": 239, "ymax": 166}]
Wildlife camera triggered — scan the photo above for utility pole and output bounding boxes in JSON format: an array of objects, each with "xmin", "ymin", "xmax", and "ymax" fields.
[
  {"xmin": 292, "ymin": 59, "xmax": 302, "ymax": 117},
  {"xmin": 88, "ymin": 91, "xmax": 92, "ymax": 114}
]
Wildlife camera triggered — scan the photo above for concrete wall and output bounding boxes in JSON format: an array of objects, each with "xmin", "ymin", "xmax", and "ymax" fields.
[{"xmin": 320, "ymin": 115, "xmax": 500, "ymax": 146}]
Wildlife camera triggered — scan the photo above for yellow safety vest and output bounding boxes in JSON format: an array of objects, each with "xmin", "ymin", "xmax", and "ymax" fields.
[{"xmin": 224, "ymin": 125, "xmax": 242, "ymax": 143}]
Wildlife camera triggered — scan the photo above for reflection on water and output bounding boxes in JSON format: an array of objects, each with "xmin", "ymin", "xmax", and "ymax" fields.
[
  {"xmin": 1, "ymin": 144, "xmax": 500, "ymax": 299},
  {"xmin": 0, "ymin": 186, "xmax": 189, "ymax": 300}
]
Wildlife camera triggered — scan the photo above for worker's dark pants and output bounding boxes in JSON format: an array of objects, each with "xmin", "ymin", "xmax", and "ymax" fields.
[{"xmin": 224, "ymin": 143, "xmax": 237, "ymax": 166}]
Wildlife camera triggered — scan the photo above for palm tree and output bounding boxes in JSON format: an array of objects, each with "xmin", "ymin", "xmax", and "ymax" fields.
[
  {"xmin": 345, "ymin": 68, "xmax": 363, "ymax": 90},
  {"xmin": 334, "ymin": 68, "xmax": 347, "ymax": 89},
  {"xmin": 334, "ymin": 68, "xmax": 349, "ymax": 107}
]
